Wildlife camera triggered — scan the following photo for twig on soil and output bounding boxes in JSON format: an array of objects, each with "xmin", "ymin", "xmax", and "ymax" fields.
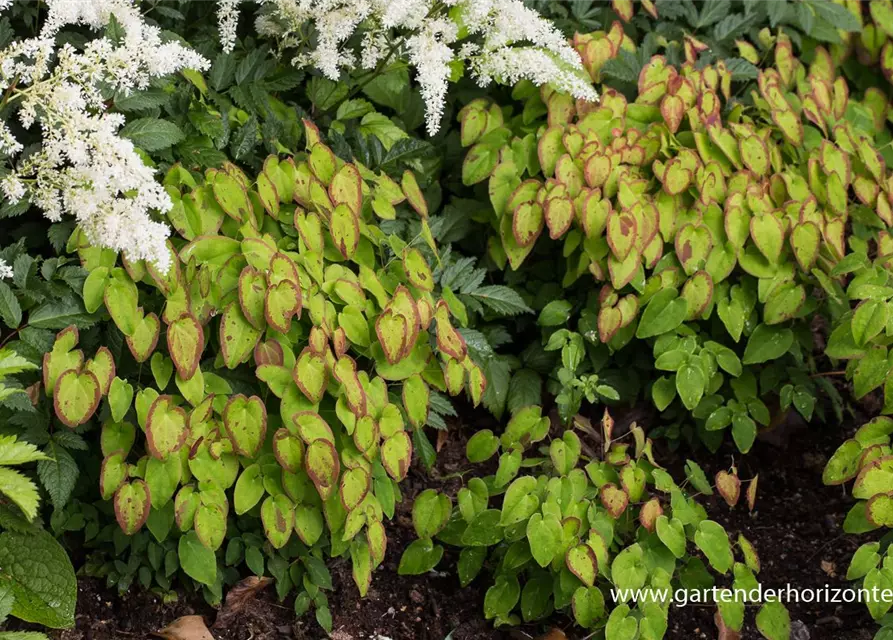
[{"xmin": 806, "ymin": 533, "xmax": 849, "ymax": 563}]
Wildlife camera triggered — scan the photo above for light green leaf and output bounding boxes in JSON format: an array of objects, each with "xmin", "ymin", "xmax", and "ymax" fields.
[{"xmin": 0, "ymin": 468, "xmax": 39, "ymax": 521}]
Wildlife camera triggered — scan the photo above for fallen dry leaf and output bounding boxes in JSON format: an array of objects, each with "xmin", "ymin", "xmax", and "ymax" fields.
[
  {"xmin": 535, "ymin": 629, "xmax": 568, "ymax": 640},
  {"xmin": 26, "ymin": 382, "xmax": 40, "ymax": 406},
  {"xmin": 212, "ymin": 575, "xmax": 272, "ymax": 629},
  {"xmin": 715, "ymin": 610, "xmax": 741, "ymax": 640},
  {"xmin": 436, "ymin": 428, "xmax": 449, "ymax": 452},
  {"xmin": 154, "ymin": 615, "xmax": 215, "ymax": 640}
]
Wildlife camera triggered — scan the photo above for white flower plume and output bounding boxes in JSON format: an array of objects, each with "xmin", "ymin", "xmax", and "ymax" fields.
[
  {"xmin": 0, "ymin": 0, "xmax": 209, "ymax": 271},
  {"xmin": 222, "ymin": 0, "xmax": 598, "ymax": 135}
]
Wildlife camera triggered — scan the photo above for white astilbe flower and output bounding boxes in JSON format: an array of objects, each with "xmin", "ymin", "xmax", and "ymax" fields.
[
  {"xmin": 0, "ymin": 258, "xmax": 12, "ymax": 280},
  {"xmin": 218, "ymin": 0, "xmax": 242, "ymax": 53},
  {"xmin": 0, "ymin": 0, "xmax": 208, "ymax": 271},
  {"xmin": 230, "ymin": 0, "xmax": 597, "ymax": 134},
  {"xmin": 470, "ymin": 47, "xmax": 596, "ymax": 106},
  {"xmin": 407, "ymin": 18, "xmax": 458, "ymax": 135}
]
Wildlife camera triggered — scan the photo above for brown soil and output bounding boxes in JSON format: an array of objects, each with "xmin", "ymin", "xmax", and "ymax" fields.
[
  {"xmin": 13, "ymin": 405, "xmax": 881, "ymax": 640},
  {"xmin": 659, "ymin": 417, "xmax": 878, "ymax": 640}
]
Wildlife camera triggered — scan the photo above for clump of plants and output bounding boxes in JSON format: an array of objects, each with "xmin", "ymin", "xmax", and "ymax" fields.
[
  {"xmin": 824, "ymin": 416, "xmax": 893, "ymax": 634},
  {"xmin": 400, "ymin": 407, "xmax": 794, "ymax": 637},
  {"xmin": 34, "ymin": 119, "xmax": 487, "ymax": 627},
  {"xmin": 452, "ymin": 33, "xmax": 893, "ymax": 452}
]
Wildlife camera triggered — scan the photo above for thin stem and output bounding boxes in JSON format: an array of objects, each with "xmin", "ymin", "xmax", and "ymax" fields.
[
  {"xmin": 0, "ymin": 327, "xmax": 20, "ymax": 349},
  {"xmin": 0, "ymin": 77, "xmax": 20, "ymax": 112},
  {"xmin": 346, "ymin": 1, "xmax": 445, "ymax": 99},
  {"xmin": 811, "ymin": 370, "xmax": 846, "ymax": 378},
  {"xmin": 347, "ymin": 38, "xmax": 406, "ymax": 99}
]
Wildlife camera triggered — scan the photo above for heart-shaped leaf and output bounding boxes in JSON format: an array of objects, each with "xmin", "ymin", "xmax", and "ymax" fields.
[
  {"xmin": 195, "ymin": 502, "xmax": 226, "ymax": 550},
  {"xmin": 566, "ymin": 544, "xmax": 598, "ymax": 587},
  {"xmin": 790, "ymin": 222, "xmax": 820, "ymax": 271},
  {"xmin": 100, "ymin": 451, "xmax": 128, "ymax": 500},
  {"xmin": 607, "ymin": 209, "xmax": 638, "ymax": 260},
  {"xmin": 376, "ymin": 309, "xmax": 408, "ymax": 365},
  {"xmin": 104, "ymin": 268, "xmax": 140, "ymax": 336},
  {"xmin": 600, "ymin": 483, "xmax": 629, "ymax": 518},
  {"xmin": 126, "ymin": 311, "xmax": 160, "ymax": 363},
  {"xmin": 402, "ymin": 374, "xmax": 429, "ymax": 429},
  {"xmin": 85, "ymin": 347, "xmax": 115, "ymax": 396},
  {"xmin": 333, "ymin": 356, "xmax": 366, "ymax": 417},
  {"xmin": 167, "ymin": 313, "xmax": 203, "ymax": 380},
  {"xmin": 293, "ymin": 347, "xmax": 327, "ymax": 404},
  {"xmin": 716, "ymin": 470, "xmax": 741, "ymax": 507},
  {"xmin": 114, "ymin": 479, "xmax": 151, "ymax": 535},
  {"xmin": 750, "ymin": 213, "xmax": 785, "ymax": 263},
  {"xmin": 220, "ymin": 303, "xmax": 261, "ymax": 369},
  {"xmin": 512, "ymin": 201, "xmax": 544, "ymax": 248},
  {"xmin": 402, "ymin": 248, "xmax": 434, "ymax": 292},
  {"xmin": 293, "ymin": 411, "xmax": 334, "ymax": 445},
  {"xmin": 54, "ymin": 369, "xmax": 101, "ymax": 428},
  {"xmin": 639, "ymin": 497, "xmax": 663, "ymax": 532},
  {"xmin": 273, "ymin": 428, "xmax": 305, "ymax": 473},
  {"xmin": 527, "ymin": 513, "xmax": 562, "ymax": 567},
  {"xmin": 381, "ymin": 431, "xmax": 412, "ymax": 481},
  {"xmin": 146, "ymin": 395, "xmax": 188, "ymax": 459},
  {"xmin": 656, "ymin": 515, "xmax": 686, "ymax": 558},
  {"xmin": 238, "ymin": 266, "xmax": 267, "ymax": 329},
  {"xmin": 340, "ymin": 467, "xmax": 371, "ymax": 512},
  {"xmin": 329, "ymin": 163, "xmax": 362, "ymax": 214},
  {"xmin": 545, "ymin": 197, "xmax": 574, "ymax": 239},
  {"xmin": 223, "ymin": 395, "xmax": 267, "ymax": 457},
  {"xmin": 306, "ymin": 439, "xmax": 340, "ymax": 501},
  {"xmin": 330, "ymin": 204, "xmax": 360, "ymax": 259},
  {"xmin": 101, "ymin": 420, "xmax": 136, "ymax": 457},
  {"xmin": 265, "ymin": 280, "xmax": 301, "ymax": 333},
  {"xmin": 261, "ymin": 494, "xmax": 294, "ymax": 549}
]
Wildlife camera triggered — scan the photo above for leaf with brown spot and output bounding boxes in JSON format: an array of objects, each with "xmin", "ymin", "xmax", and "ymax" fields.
[
  {"xmin": 599, "ymin": 483, "xmax": 628, "ymax": 518},
  {"xmin": 639, "ymin": 497, "xmax": 663, "ymax": 532},
  {"xmin": 167, "ymin": 313, "xmax": 204, "ymax": 380},
  {"xmin": 747, "ymin": 474, "xmax": 758, "ymax": 511},
  {"xmin": 715, "ymin": 609, "xmax": 741, "ymax": 640},
  {"xmin": 716, "ymin": 470, "xmax": 741, "ymax": 507},
  {"xmin": 602, "ymin": 408, "xmax": 614, "ymax": 453}
]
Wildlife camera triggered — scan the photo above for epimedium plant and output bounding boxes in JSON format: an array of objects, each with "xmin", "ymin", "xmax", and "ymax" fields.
[
  {"xmin": 36, "ymin": 118, "xmax": 487, "ymax": 627},
  {"xmin": 823, "ymin": 416, "xmax": 893, "ymax": 634},
  {"xmin": 451, "ymin": 34, "xmax": 893, "ymax": 452},
  {"xmin": 399, "ymin": 407, "xmax": 793, "ymax": 638},
  {"xmin": 528, "ymin": 0, "xmax": 862, "ymax": 98}
]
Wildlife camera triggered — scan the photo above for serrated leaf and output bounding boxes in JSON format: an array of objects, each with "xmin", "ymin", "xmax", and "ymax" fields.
[
  {"xmin": 120, "ymin": 118, "xmax": 185, "ymax": 151},
  {"xmin": 697, "ymin": 0, "xmax": 731, "ymax": 28},
  {"xmin": 36, "ymin": 442, "xmax": 77, "ymax": 511},
  {"xmin": 0, "ymin": 468, "xmax": 39, "ymax": 521},
  {"xmin": 0, "ymin": 436, "xmax": 47, "ymax": 466},
  {"xmin": 469, "ymin": 285, "xmax": 532, "ymax": 316},
  {"xmin": 0, "ymin": 282, "xmax": 21, "ymax": 329}
]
